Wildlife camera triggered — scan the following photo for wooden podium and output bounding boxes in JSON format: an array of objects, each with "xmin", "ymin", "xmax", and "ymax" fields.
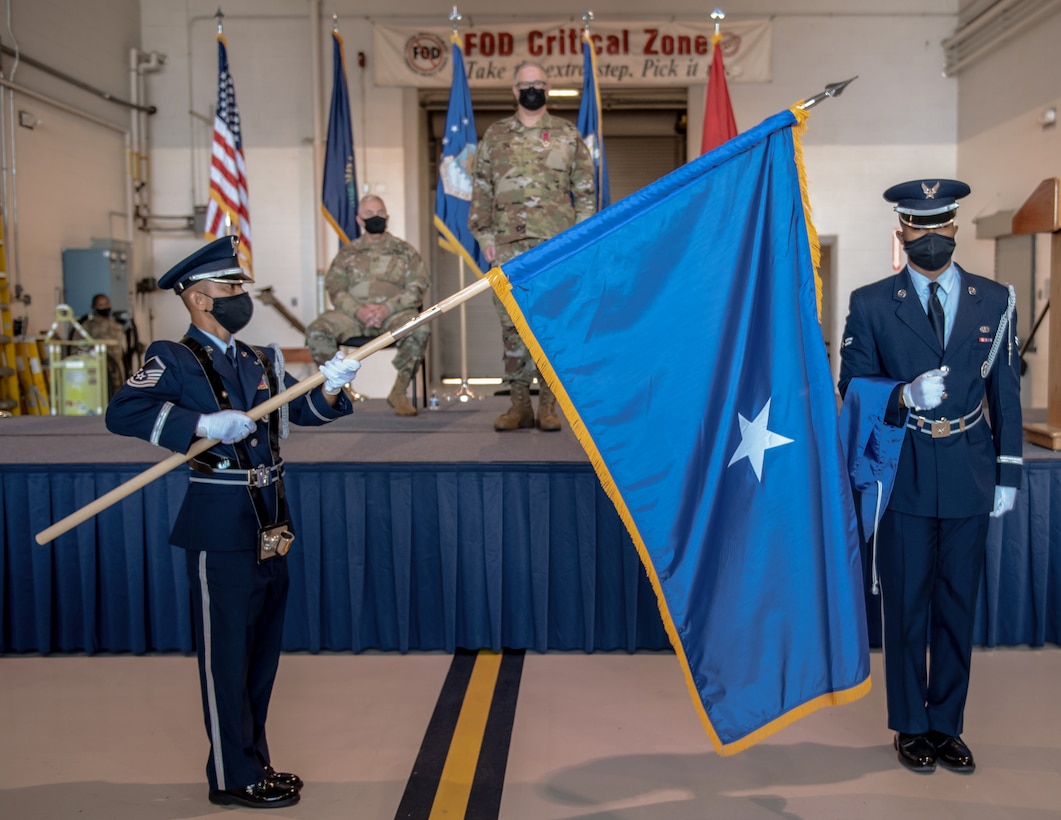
[{"xmin": 1013, "ymin": 178, "xmax": 1061, "ymax": 449}]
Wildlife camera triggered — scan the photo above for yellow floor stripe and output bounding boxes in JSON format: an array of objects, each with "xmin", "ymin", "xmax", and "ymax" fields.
[{"xmin": 429, "ymin": 650, "xmax": 502, "ymax": 818}]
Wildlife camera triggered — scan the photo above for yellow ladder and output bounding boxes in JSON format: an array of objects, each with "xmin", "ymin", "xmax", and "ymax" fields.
[
  {"xmin": 0, "ymin": 217, "xmax": 22, "ymax": 414},
  {"xmin": 0, "ymin": 214, "xmax": 48, "ymax": 415}
]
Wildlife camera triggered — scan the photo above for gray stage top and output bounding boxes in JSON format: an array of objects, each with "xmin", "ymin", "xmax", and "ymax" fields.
[
  {"xmin": 4, "ymin": 400, "xmax": 1059, "ymax": 466},
  {"xmin": 0, "ymin": 396, "xmax": 592, "ymax": 465}
]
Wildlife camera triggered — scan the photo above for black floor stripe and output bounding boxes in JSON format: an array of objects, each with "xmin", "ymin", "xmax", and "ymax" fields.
[
  {"xmin": 394, "ymin": 648, "xmax": 478, "ymax": 819},
  {"xmin": 466, "ymin": 649, "xmax": 525, "ymax": 819}
]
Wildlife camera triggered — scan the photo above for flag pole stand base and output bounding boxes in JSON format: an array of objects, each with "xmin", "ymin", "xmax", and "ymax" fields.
[
  {"xmin": 342, "ymin": 385, "xmax": 367, "ymax": 403},
  {"xmin": 447, "ymin": 379, "xmax": 478, "ymax": 404}
]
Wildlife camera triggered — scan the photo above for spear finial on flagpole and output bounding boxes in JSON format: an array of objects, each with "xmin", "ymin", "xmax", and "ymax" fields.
[
  {"xmin": 711, "ymin": 8, "xmax": 725, "ymax": 37},
  {"xmin": 215, "ymin": 7, "xmax": 224, "ymax": 34},
  {"xmin": 582, "ymin": 9, "xmax": 594, "ymax": 34},
  {"xmin": 797, "ymin": 76, "xmax": 858, "ymax": 110},
  {"xmin": 332, "ymin": 13, "xmax": 339, "ymax": 33},
  {"xmin": 450, "ymin": 5, "xmax": 462, "ymax": 33}
]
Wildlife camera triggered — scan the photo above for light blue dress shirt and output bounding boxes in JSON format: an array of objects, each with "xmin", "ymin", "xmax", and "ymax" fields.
[{"xmin": 907, "ymin": 263, "xmax": 958, "ymax": 347}]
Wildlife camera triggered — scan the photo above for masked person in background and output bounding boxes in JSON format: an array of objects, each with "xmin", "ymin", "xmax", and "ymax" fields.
[
  {"xmin": 469, "ymin": 60, "xmax": 595, "ymax": 432},
  {"xmin": 305, "ymin": 195, "xmax": 429, "ymax": 416},
  {"xmin": 78, "ymin": 292, "xmax": 126, "ymax": 399}
]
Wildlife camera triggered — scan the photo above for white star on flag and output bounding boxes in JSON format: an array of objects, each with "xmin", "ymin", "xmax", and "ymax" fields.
[{"xmin": 727, "ymin": 398, "xmax": 794, "ymax": 482}]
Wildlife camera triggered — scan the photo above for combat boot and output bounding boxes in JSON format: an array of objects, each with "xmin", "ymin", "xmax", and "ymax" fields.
[
  {"xmin": 494, "ymin": 382, "xmax": 534, "ymax": 431},
  {"xmin": 537, "ymin": 381, "xmax": 562, "ymax": 431},
  {"xmin": 387, "ymin": 370, "xmax": 417, "ymax": 416}
]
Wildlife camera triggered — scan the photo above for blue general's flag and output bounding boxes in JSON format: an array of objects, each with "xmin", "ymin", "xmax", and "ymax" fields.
[
  {"xmin": 489, "ymin": 108, "xmax": 869, "ymax": 755},
  {"xmin": 577, "ymin": 29, "xmax": 610, "ymax": 211},
  {"xmin": 434, "ymin": 33, "xmax": 487, "ymax": 273},
  {"xmin": 321, "ymin": 28, "xmax": 359, "ymax": 243}
]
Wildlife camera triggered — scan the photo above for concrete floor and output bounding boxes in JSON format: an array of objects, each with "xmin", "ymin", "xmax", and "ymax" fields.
[{"xmin": 1, "ymin": 648, "xmax": 1059, "ymax": 819}]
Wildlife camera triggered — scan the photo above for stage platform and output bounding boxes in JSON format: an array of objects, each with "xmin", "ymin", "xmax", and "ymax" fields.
[{"xmin": 2, "ymin": 399, "xmax": 1060, "ymax": 655}]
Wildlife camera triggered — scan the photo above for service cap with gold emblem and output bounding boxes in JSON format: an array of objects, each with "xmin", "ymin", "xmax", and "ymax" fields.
[
  {"xmin": 883, "ymin": 179, "xmax": 971, "ymax": 229},
  {"xmin": 158, "ymin": 236, "xmax": 253, "ymax": 294}
]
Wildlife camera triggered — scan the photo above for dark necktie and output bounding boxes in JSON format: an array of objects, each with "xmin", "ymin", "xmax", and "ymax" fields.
[
  {"xmin": 928, "ymin": 281, "xmax": 946, "ymax": 349},
  {"xmin": 227, "ymin": 345, "xmax": 237, "ymax": 366}
]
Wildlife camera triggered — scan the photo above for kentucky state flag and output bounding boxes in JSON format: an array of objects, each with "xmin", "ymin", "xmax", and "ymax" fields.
[
  {"xmin": 489, "ymin": 107, "xmax": 869, "ymax": 755},
  {"xmin": 321, "ymin": 28, "xmax": 359, "ymax": 243}
]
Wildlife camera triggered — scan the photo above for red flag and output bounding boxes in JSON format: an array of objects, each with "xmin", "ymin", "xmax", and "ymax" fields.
[
  {"xmin": 204, "ymin": 33, "xmax": 253, "ymax": 275},
  {"xmin": 700, "ymin": 33, "xmax": 738, "ymax": 155}
]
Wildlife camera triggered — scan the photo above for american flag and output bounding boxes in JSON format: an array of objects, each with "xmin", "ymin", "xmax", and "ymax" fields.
[{"xmin": 204, "ymin": 33, "xmax": 252, "ymax": 275}]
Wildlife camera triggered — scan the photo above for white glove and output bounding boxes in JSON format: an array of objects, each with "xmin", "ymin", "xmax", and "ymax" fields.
[
  {"xmin": 319, "ymin": 350, "xmax": 361, "ymax": 395},
  {"xmin": 990, "ymin": 485, "xmax": 1017, "ymax": 518},
  {"xmin": 196, "ymin": 410, "xmax": 256, "ymax": 444},
  {"xmin": 903, "ymin": 368, "xmax": 947, "ymax": 411}
]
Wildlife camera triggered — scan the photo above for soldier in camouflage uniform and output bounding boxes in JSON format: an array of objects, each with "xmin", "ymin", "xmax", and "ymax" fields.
[
  {"xmin": 306, "ymin": 195, "xmax": 429, "ymax": 416},
  {"xmin": 469, "ymin": 60, "xmax": 595, "ymax": 431},
  {"xmin": 78, "ymin": 293, "xmax": 126, "ymax": 400}
]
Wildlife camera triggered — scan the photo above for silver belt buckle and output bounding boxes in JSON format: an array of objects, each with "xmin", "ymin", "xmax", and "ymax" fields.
[
  {"xmin": 249, "ymin": 465, "xmax": 271, "ymax": 487},
  {"xmin": 931, "ymin": 420, "xmax": 951, "ymax": 439}
]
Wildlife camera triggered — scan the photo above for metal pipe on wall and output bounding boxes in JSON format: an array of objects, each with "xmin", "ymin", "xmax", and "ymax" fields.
[
  {"xmin": 0, "ymin": 43, "xmax": 154, "ymax": 115},
  {"xmin": 309, "ymin": 0, "xmax": 326, "ymax": 316},
  {"xmin": 0, "ymin": 78, "xmax": 134, "ymax": 297}
]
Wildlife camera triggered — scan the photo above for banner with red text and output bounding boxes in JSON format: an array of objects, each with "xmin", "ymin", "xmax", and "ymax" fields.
[{"xmin": 373, "ymin": 19, "xmax": 770, "ymax": 88}]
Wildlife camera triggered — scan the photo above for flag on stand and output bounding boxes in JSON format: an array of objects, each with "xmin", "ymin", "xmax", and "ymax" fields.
[
  {"xmin": 577, "ymin": 28, "xmax": 610, "ymax": 211},
  {"xmin": 204, "ymin": 33, "xmax": 253, "ymax": 275},
  {"xmin": 489, "ymin": 107, "xmax": 869, "ymax": 756},
  {"xmin": 433, "ymin": 33, "xmax": 487, "ymax": 273},
  {"xmin": 700, "ymin": 33, "xmax": 738, "ymax": 154},
  {"xmin": 322, "ymin": 28, "xmax": 359, "ymax": 244}
]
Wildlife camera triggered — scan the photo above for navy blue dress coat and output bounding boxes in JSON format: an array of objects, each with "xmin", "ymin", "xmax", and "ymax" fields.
[
  {"xmin": 106, "ymin": 324, "xmax": 351, "ymax": 549},
  {"xmin": 838, "ymin": 265, "xmax": 1022, "ymax": 516}
]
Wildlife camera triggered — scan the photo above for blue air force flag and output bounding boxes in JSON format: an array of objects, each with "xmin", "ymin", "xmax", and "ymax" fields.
[
  {"xmin": 488, "ymin": 107, "xmax": 869, "ymax": 755},
  {"xmin": 434, "ymin": 33, "xmax": 487, "ymax": 273}
]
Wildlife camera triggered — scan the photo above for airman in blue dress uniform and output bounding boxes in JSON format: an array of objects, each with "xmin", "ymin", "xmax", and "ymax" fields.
[
  {"xmin": 838, "ymin": 180, "xmax": 1022, "ymax": 775},
  {"xmin": 106, "ymin": 236, "xmax": 361, "ymax": 809}
]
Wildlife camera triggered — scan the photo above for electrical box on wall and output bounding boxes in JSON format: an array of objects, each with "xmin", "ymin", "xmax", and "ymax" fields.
[{"xmin": 61, "ymin": 240, "xmax": 131, "ymax": 316}]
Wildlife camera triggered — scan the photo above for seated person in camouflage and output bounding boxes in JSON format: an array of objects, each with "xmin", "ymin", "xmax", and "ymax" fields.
[
  {"xmin": 79, "ymin": 293, "xmax": 126, "ymax": 399},
  {"xmin": 305, "ymin": 195, "xmax": 429, "ymax": 416}
]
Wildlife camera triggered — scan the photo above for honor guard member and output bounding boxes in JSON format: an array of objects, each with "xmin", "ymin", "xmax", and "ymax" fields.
[
  {"xmin": 106, "ymin": 237, "xmax": 361, "ymax": 809},
  {"xmin": 838, "ymin": 179, "xmax": 1022, "ymax": 775}
]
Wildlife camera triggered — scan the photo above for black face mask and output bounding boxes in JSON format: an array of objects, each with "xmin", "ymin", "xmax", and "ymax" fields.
[
  {"xmin": 518, "ymin": 87, "xmax": 547, "ymax": 111},
  {"xmin": 904, "ymin": 233, "xmax": 956, "ymax": 272},
  {"xmin": 363, "ymin": 216, "xmax": 387, "ymax": 234},
  {"xmin": 208, "ymin": 292, "xmax": 253, "ymax": 334},
  {"xmin": 95, "ymin": 308, "xmax": 112, "ymax": 319}
]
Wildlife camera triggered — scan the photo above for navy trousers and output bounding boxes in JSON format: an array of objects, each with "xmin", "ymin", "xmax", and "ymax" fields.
[
  {"xmin": 876, "ymin": 510, "xmax": 988, "ymax": 736},
  {"xmin": 186, "ymin": 548, "xmax": 290, "ymax": 790}
]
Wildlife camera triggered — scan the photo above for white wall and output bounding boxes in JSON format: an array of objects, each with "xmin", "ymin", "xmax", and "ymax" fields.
[
  {"xmin": 1, "ymin": 0, "xmax": 971, "ymax": 374},
  {"xmin": 134, "ymin": 0, "xmax": 962, "ymax": 370},
  {"xmin": 0, "ymin": 0, "xmax": 142, "ymax": 338},
  {"xmin": 956, "ymin": 10, "xmax": 1061, "ymax": 408}
]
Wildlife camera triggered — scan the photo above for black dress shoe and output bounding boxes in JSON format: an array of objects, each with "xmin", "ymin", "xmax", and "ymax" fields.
[
  {"xmin": 928, "ymin": 731, "xmax": 976, "ymax": 773},
  {"xmin": 264, "ymin": 764, "xmax": 304, "ymax": 790},
  {"xmin": 894, "ymin": 732, "xmax": 937, "ymax": 772},
  {"xmin": 208, "ymin": 779, "xmax": 300, "ymax": 809}
]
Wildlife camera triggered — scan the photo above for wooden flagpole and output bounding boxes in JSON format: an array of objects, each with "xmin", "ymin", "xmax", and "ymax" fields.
[{"xmin": 35, "ymin": 276, "xmax": 494, "ymax": 545}]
